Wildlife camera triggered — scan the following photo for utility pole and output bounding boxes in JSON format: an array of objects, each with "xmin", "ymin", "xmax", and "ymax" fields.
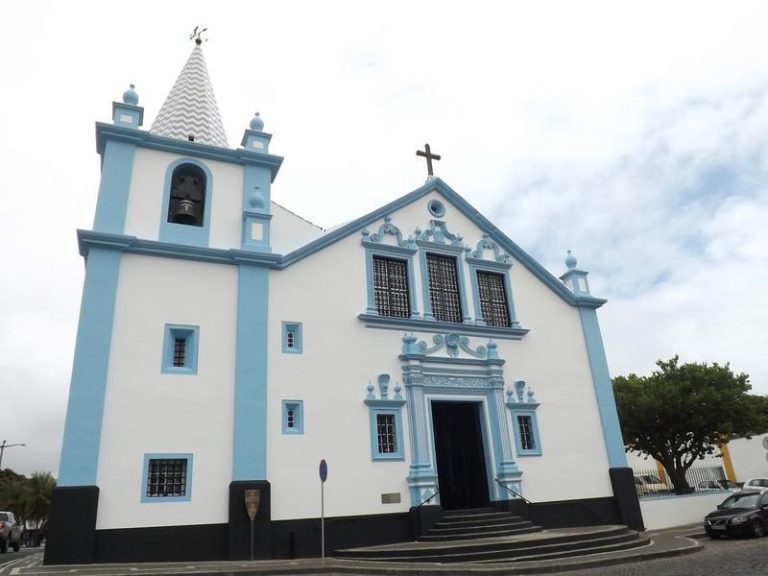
[{"xmin": 0, "ymin": 440, "xmax": 27, "ymax": 470}]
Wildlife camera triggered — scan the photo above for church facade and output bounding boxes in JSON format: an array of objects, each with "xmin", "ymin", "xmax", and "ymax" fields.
[{"xmin": 46, "ymin": 42, "xmax": 642, "ymax": 564}]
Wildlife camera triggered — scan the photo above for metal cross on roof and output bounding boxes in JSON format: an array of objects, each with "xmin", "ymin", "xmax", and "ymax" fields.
[{"xmin": 416, "ymin": 143, "xmax": 441, "ymax": 177}]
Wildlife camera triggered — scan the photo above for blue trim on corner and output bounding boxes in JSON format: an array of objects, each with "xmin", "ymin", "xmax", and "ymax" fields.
[
  {"xmin": 159, "ymin": 158, "xmax": 213, "ymax": 247},
  {"xmin": 96, "ymin": 123, "xmax": 283, "ymax": 181},
  {"xmin": 93, "ymin": 140, "xmax": 136, "ymax": 234},
  {"xmin": 161, "ymin": 324, "xmax": 199, "ymax": 375},
  {"xmin": 58, "ymin": 248, "xmax": 121, "ymax": 486},
  {"xmin": 232, "ymin": 264, "xmax": 269, "ymax": 480},
  {"xmin": 140, "ymin": 453, "xmax": 193, "ymax": 503},
  {"xmin": 578, "ymin": 307, "xmax": 627, "ymax": 468}
]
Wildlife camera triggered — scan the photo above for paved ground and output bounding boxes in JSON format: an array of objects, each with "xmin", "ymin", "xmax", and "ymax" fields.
[{"xmin": 1, "ymin": 527, "xmax": 766, "ymax": 576}]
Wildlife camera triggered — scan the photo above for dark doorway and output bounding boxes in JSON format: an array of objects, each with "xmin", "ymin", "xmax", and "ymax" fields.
[{"xmin": 431, "ymin": 401, "xmax": 489, "ymax": 510}]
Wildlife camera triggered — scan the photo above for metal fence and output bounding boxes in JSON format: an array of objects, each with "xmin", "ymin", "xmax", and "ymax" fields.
[{"xmin": 633, "ymin": 465, "xmax": 730, "ymax": 499}]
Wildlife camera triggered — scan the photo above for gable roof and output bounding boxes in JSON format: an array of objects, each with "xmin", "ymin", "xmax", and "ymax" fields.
[
  {"xmin": 281, "ymin": 178, "xmax": 605, "ymax": 308},
  {"xmin": 149, "ymin": 43, "xmax": 229, "ymax": 148}
]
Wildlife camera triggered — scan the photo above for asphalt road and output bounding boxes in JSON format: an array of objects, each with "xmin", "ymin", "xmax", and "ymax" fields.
[
  {"xmin": 554, "ymin": 535, "xmax": 768, "ymax": 576},
  {"xmin": 0, "ymin": 548, "xmax": 41, "ymax": 575}
]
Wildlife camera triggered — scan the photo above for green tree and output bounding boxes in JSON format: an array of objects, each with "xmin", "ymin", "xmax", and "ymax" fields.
[
  {"xmin": 22, "ymin": 472, "xmax": 55, "ymax": 531},
  {"xmin": 613, "ymin": 356, "xmax": 768, "ymax": 494}
]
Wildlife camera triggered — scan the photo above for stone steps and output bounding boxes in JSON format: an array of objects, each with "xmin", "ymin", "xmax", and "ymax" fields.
[{"xmin": 419, "ymin": 507, "xmax": 542, "ymax": 541}]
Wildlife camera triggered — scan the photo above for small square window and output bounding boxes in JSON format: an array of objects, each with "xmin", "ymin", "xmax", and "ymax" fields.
[
  {"xmin": 141, "ymin": 453, "xmax": 193, "ymax": 503},
  {"xmin": 282, "ymin": 400, "xmax": 304, "ymax": 434},
  {"xmin": 282, "ymin": 322, "xmax": 303, "ymax": 354},
  {"xmin": 162, "ymin": 325, "xmax": 199, "ymax": 374}
]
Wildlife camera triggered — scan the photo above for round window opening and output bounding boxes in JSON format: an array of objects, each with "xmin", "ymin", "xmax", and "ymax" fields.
[{"xmin": 428, "ymin": 199, "xmax": 445, "ymax": 218}]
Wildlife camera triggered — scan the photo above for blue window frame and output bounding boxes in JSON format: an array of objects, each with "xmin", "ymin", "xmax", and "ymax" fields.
[
  {"xmin": 162, "ymin": 324, "xmax": 199, "ymax": 374},
  {"xmin": 141, "ymin": 453, "xmax": 193, "ymax": 503},
  {"xmin": 510, "ymin": 409, "xmax": 542, "ymax": 456},
  {"xmin": 282, "ymin": 400, "xmax": 304, "ymax": 434},
  {"xmin": 367, "ymin": 405, "xmax": 405, "ymax": 461},
  {"xmin": 281, "ymin": 322, "xmax": 303, "ymax": 354}
]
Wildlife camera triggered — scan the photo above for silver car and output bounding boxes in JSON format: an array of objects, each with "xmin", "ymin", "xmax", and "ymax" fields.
[{"xmin": 0, "ymin": 511, "xmax": 22, "ymax": 553}]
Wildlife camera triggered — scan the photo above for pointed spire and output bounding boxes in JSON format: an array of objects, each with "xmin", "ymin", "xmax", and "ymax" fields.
[{"xmin": 150, "ymin": 42, "xmax": 229, "ymax": 148}]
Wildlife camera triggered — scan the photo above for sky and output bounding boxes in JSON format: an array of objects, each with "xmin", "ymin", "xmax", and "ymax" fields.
[{"xmin": 1, "ymin": 1, "xmax": 767, "ymax": 476}]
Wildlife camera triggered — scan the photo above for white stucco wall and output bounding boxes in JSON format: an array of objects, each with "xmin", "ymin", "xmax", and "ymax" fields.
[
  {"xmin": 727, "ymin": 433, "xmax": 768, "ymax": 482},
  {"xmin": 266, "ymin": 190, "xmax": 613, "ymax": 521},
  {"xmin": 95, "ymin": 255, "xmax": 237, "ymax": 529},
  {"xmin": 124, "ymin": 148, "xmax": 244, "ymax": 249},
  {"xmin": 270, "ymin": 201, "xmax": 325, "ymax": 254},
  {"xmin": 640, "ymin": 492, "xmax": 726, "ymax": 530}
]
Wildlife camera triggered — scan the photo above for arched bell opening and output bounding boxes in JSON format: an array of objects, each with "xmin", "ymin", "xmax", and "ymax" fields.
[{"xmin": 168, "ymin": 163, "xmax": 206, "ymax": 226}]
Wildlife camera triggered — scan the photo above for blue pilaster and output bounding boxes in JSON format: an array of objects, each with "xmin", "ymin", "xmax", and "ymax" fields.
[
  {"xmin": 58, "ymin": 247, "xmax": 122, "ymax": 486},
  {"xmin": 92, "ymin": 140, "xmax": 136, "ymax": 233},
  {"xmin": 232, "ymin": 263, "xmax": 270, "ymax": 480}
]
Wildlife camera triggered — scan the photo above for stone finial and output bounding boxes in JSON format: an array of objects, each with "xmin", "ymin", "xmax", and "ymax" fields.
[
  {"xmin": 250, "ymin": 112, "xmax": 265, "ymax": 131},
  {"xmin": 122, "ymin": 84, "xmax": 139, "ymax": 105},
  {"xmin": 565, "ymin": 250, "xmax": 578, "ymax": 269}
]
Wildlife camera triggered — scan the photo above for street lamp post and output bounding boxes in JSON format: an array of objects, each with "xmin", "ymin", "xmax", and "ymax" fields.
[{"xmin": 0, "ymin": 440, "xmax": 27, "ymax": 470}]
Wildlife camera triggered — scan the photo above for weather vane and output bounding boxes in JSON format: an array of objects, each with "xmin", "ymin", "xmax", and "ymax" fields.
[{"xmin": 190, "ymin": 25, "xmax": 208, "ymax": 45}]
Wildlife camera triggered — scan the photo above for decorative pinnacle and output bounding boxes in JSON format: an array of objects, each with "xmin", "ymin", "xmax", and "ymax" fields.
[
  {"xmin": 190, "ymin": 25, "xmax": 208, "ymax": 45},
  {"xmin": 565, "ymin": 250, "xmax": 578, "ymax": 269}
]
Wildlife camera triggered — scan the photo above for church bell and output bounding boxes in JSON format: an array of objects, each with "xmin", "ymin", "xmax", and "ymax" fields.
[{"xmin": 171, "ymin": 199, "xmax": 198, "ymax": 224}]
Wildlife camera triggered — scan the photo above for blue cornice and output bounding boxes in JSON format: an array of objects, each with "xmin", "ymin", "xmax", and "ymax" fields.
[
  {"xmin": 280, "ymin": 178, "xmax": 604, "ymax": 309},
  {"xmin": 78, "ymin": 230, "xmax": 281, "ymax": 267},
  {"xmin": 358, "ymin": 313, "xmax": 528, "ymax": 340},
  {"xmin": 95, "ymin": 123, "xmax": 284, "ymax": 181}
]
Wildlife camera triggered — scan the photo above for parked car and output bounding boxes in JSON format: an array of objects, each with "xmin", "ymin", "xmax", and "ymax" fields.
[
  {"xmin": 704, "ymin": 489, "xmax": 768, "ymax": 539},
  {"xmin": 0, "ymin": 511, "xmax": 22, "ymax": 553},
  {"xmin": 697, "ymin": 479, "xmax": 741, "ymax": 492},
  {"xmin": 742, "ymin": 478, "xmax": 768, "ymax": 490},
  {"xmin": 634, "ymin": 474, "xmax": 670, "ymax": 496}
]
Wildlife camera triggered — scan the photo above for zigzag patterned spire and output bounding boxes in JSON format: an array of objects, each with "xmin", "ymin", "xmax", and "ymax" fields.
[{"xmin": 150, "ymin": 44, "xmax": 229, "ymax": 148}]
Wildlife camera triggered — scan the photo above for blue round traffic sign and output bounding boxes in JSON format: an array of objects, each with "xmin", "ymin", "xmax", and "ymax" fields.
[{"xmin": 319, "ymin": 459, "xmax": 328, "ymax": 482}]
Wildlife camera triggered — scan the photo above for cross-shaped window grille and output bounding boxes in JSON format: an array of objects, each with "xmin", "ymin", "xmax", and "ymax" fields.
[{"xmin": 517, "ymin": 415, "xmax": 535, "ymax": 451}]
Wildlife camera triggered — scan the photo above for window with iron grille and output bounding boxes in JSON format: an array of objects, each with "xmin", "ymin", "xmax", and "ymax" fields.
[
  {"xmin": 517, "ymin": 415, "xmax": 535, "ymax": 451},
  {"xmin": 173, "ymin": 338, "xmax": 186, "ymax": 367},
  {"xmin": 376, "ymin": 413, "xmax": 397, "ymax": 454},
  {"xmin": 146, "ymin": 458, "xmax": 188, "ymax": 497},
  {"xmin": 282, "ymin": 400, "xmax": 303, "ymax": 434},
  {"xmin": 281, "ymin": 322, "xmax": 303, "ymax": 354},
  {"xmin": 162, "ymin": 325, "xmax": 198, "ymax": 374},
  {"xmin": 477, "ymin": 271, "xmax": 511, "ymax": 327},
  {"xmin": 426, "ymin": 253, "xmax": 462, "ymax": 323},
  {"xmin": 373, "ymin": 256, "xmax": 410, "ymax": 318}
]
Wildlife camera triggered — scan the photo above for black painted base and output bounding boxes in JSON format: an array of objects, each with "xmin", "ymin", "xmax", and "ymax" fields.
[
  {"xmin": 45, "ymin": 486, "xmax": 99, "ymax": 565},
  {"xmin": 609, "ymin": 466, "xmax": 645, "ymax": 531},
  {"xmin": 228, "ymin": 480, "xmax": 272, "ymax": 560},
  {"xmin": 45, "ymin": 486, "xmax": 642, "ymax": 564}
]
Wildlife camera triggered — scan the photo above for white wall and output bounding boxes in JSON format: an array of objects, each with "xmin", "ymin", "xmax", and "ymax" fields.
[
  {"xmin": 270, "ymin": 201, "xmax": 325, "ymax": 254},
  {"xmin": 124, "ymin": 148, "xmax": 244, "ymax": 249},
  {"xmin": 640, "ymin": 492, "xmax": 726, "ymax": 530},
  {"xmin": 727, "ymin": 433, "xmax": 768, "ymax": 482},
  {"xmin": 266, "ymin": 190, "xmax": 613, "ymax": 520},
  {"xmin": 96, "ymin": 255, "xmax": 238, "ymax": 529}
]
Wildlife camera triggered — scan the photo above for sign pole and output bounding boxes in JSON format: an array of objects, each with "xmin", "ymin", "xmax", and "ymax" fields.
[
  {"xmin": 244, "ymin": 489, "xmax": 261, "ymax": 561},
  {"xmin": 319, "ymin": 459, "xmax": 328, "ymax": 564}
]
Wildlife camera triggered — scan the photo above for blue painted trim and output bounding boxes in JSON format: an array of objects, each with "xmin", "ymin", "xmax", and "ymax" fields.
[
  {"xmin": 241, "ymin": 129, "xmax": 272, "ymax": 153},
  {"xmin": 418, "ymin": 244, "xmax": 472, "ymax": 322},
  {"xmin": 232, "ymin": 264, "xmax": 270, "ymax": 480},
  {"xmin": 427, "ymin": 199, "xmax": 445, "ymax": 218},
  {"xmin": 96, "ymin": 123, "xmax": 284, "ymax": 181},
  {"xmin": 112, "ymin": 101, "xmax": 144, "ymax": 128},
  {"xmin": 363, "ymin": 245, "xmax": 419, "ymax": 318},
  {"xmin": 467, "ymin": 263, "xmax": 520, "ymax": 328},
  {"xmin": 78, "ymin": 230, "xmax": 282, "ymax": 267},
  {"xmin": 242, "ymin": 164, "xmax": 271, "ymax": 215},
  {"xmin": 93, "ymin": 140, "xmax": 136, "ymax": 234},
  {"xmin": 509, "ymin": 410, "xmax": 543, "ymax": 457},
  {"xmin": 58, "ymin": 248, "xmax": 121, "ymax": 486},
  {"xmin": 159, "ymin": 159, "xmax": 213, "ymax": 247},
  {"xmin": 368, "ymin": 407, "xmax": 405, "ymax": 461},
  {"xmin": 359, "ymin": 313, "xmax": 528, "ymax": 339},
  {"xmin": 161, "ymin": 324, "xmax": 199, "ymax": 375},
  {"xmin": 364, "ymin": 398, "xmax": 406, "ymax": 408},
  {"xmin": 140, "ymin": 453, "xmax": 193, "ymax": 503},
  {"xmin": 277, "ymin": 177, "xmax": 602, "ymax": 308},
  {"xmin": 281, "ymin": 321, "xmax": 303, "ymax": 354},
  {"xmin": 281, "ymin": 400, "xmax": 304, "ymax": 434},
  {"xmin": 242, "ymin": 212, "xmax": 272, "ymax": 251},
  {"xmin": 578, "ymin": 307, "xmax": 627, "ymax": 467}
]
